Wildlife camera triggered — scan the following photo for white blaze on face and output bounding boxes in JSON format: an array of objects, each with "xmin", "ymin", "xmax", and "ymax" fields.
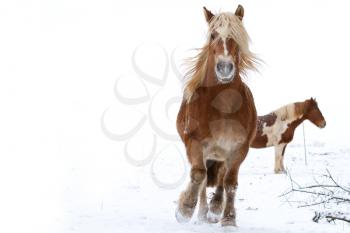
[
  {"xmin": 216, "ymin": 25, "xmax": 230, "ymax": 56},
  {"xmin": 222, "ymin": 36, "xmax": 228, "ymax": 56}
]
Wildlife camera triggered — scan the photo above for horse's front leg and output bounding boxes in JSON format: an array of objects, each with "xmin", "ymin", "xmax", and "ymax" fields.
[
  {"xmin": 176, "ymin": 139, "xmax": 206, "ymax": 223},
  {"xmin": 274, "ymin": 144, "xmax": 287, "ymax": 174},
  {"xmin": 208, "ymin": 164, "xmax": 225, "ymax": 223},
  {"xmin": 221, "ymin": 146, "xmax": 248, "ymax": 227},
  {"xmin": 197, "ymin": 178, "xmax": 209, "ymax": 222}
]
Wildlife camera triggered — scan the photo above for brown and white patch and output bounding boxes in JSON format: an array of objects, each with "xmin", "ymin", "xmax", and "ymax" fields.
[{"xmin": 261, "ymin": 103, "xmax": 302, "ymax": 147}]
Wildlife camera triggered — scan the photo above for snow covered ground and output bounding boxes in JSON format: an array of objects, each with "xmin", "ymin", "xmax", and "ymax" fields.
[
  {"xmin": 1, "ymin": 0, "xmax": 350, "ymax": 233},
  {"xmin": 62, "ymin": 143, "xmax": 350, "ymax": 233}
]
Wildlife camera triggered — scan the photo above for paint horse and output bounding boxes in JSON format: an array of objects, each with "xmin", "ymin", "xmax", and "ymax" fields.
[
  {"xmin": 251, "ymin": 98, "xmax": 326, "ymax": 173},
  {"xmin": 176, "ymin": 5, "xmax": 258, "ymax": 226}
]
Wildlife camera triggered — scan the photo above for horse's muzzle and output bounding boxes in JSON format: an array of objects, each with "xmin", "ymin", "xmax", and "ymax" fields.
[
  {"xmin": 215, "ymin": 59, "xmax": 235, "ymax": 83},
  {"xmin": 319, "ymin": 120, "xmax": 326, "ymax": 128}
]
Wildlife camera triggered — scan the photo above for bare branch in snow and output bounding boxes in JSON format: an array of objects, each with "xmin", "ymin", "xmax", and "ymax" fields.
[{"xmin": 281, "ymin": 170, "xmax": 350, "ymax": 224}]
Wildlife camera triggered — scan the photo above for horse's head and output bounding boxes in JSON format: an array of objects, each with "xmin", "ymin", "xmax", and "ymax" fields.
[
  {"xmin": 183, "ymin": 5, "xmax": 257, "ymax": 100},
  {"xmin": 304, "ymin": 98, "xmax": 326, "ymax": 129},
  {"xmin": 202, "ymin": 5, "xmax": 256, "ymax": 85}
]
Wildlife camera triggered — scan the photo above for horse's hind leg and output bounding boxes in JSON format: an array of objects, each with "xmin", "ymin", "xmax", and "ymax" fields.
[
  {"xmin": 197, "ymin": 178, "xmax": 208, "ymax": 222},
  {"xmin": 176, "ymin": 139, "xmax": 206, "ymax": 223},
  {"xmin": 208, "ymin": 164, "xmax": 225, "ymax": 223}
]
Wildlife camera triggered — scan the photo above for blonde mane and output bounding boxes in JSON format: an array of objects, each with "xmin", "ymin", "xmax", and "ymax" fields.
[{"xmin": 184, "ymin": 12, "xmax": 258, "ymax": 101}]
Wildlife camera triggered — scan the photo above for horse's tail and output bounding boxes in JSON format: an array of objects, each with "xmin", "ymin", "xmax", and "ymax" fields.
[{"xmin": 206, "ymin": 160, "xmax": 224, "ymax": 187}]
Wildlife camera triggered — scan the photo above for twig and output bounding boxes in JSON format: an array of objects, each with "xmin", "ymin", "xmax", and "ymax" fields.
[
  {"xmin": 281, "ymin": 170, "xmax": 350, "ymax": 225},
  {"xmin": 326, "ymin": 169, "xmax": 350, "ymax": 194},
  {"xmin": 298, "ymin": 198, "xmax": 333, "ymax": 208},
  {"xmin": 324, "ymin": 215, "xmax": 350, "ymax": 223}
]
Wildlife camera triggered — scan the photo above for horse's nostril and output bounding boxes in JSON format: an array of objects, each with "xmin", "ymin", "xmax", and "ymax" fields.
[
  {"xmin": 227, "ymin": 63, "xmax": 233, "ymax": 72},
  {"xmin": 217, "ymin": 63, "xmax": 223, "ymax": 71},
  {"xmin": 217, "ymin": 61, "xmax": 234, "ymax": 76}
]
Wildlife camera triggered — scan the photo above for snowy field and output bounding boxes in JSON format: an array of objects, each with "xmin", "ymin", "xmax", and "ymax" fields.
[
  {"xmin": 64, "ymin": 144, "xmax": 350, "ymax": 233},
  {"xmin": 1, "ymin": 0, "xmax": 350, "ymax": 233}
]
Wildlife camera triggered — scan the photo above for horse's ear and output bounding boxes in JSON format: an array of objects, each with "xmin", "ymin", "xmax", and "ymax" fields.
[
  {"xmin": 203, "ymin": 7, "xmax": 214, "ymax": 23},
  {"xmin": 235, "ymin": 4, "xmax": 244, "ymax": 21}
]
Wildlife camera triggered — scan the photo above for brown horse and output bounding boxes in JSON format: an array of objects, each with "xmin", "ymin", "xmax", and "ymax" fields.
[
  {"xmin": 251, "ymin": 98, "xmax": 326, "ymax": 173},
  {"xmin": 175, "ymin": 5, "xmax": 258, "ymax": 227}
]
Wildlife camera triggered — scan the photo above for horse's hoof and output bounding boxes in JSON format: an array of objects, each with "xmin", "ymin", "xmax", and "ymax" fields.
[
  {"xmin": 197, "ymin": 214, "xmax": 208, "ymax": 223},
  {"xmin": 175, "ymin": 207, "xmax": 191, "ymax": 223},
  {"xmin": 221, "ymin": 217, "xmax": 237, "ymax": 227},
  {"xmin": 274, "ymin": 169, "xmax": 287, "ymax": 174},
  {"xmin": 197, "ymin": 210, "xmax": 209, "ymax": 223},
  {"xmin": 274, "ymin": 169, "xmax": 283, "ymax": 174},
  {"xmin": 207, "ymin": 210, "xmax": 221, "ymax": 223}
]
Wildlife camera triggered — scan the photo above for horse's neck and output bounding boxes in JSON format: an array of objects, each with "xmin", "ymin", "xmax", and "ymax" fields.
[
  {"xmin": 291, "ymin": 115, "xmax": 305, "ymax": 127},
  {"xmin": 202, "ymin": 72, "xmax": 217, "ymax": 88},
  {"xmin": 202, "ymin": 74, "xmax": 242, "ymax": 93},
  {"xmin": 275, "ymin": 102, "xmax": 305, "ymax": 123},
  {"xmin": 187, "ymin": 76, "xmax": 243, "ymax": 119},
  {"xmin": 293, "ymin": 101, "xmax": 307, "ymax": 121},
  {"xmin": 270, "ymin": 103, "xmax": 305, "ymax": 136}
]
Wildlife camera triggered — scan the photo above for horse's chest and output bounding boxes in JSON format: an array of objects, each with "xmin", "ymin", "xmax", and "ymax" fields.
[
  {"xmin": 209, "ymin": 89, "xmax": 243, "ymax": 114},
  {"xmin": 262, "ymin": 120, "xmax": 292, "ymax": 146},
  {"xmin": 202, "ymin": 119, "xmax": 246, "ymax": 161}
]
